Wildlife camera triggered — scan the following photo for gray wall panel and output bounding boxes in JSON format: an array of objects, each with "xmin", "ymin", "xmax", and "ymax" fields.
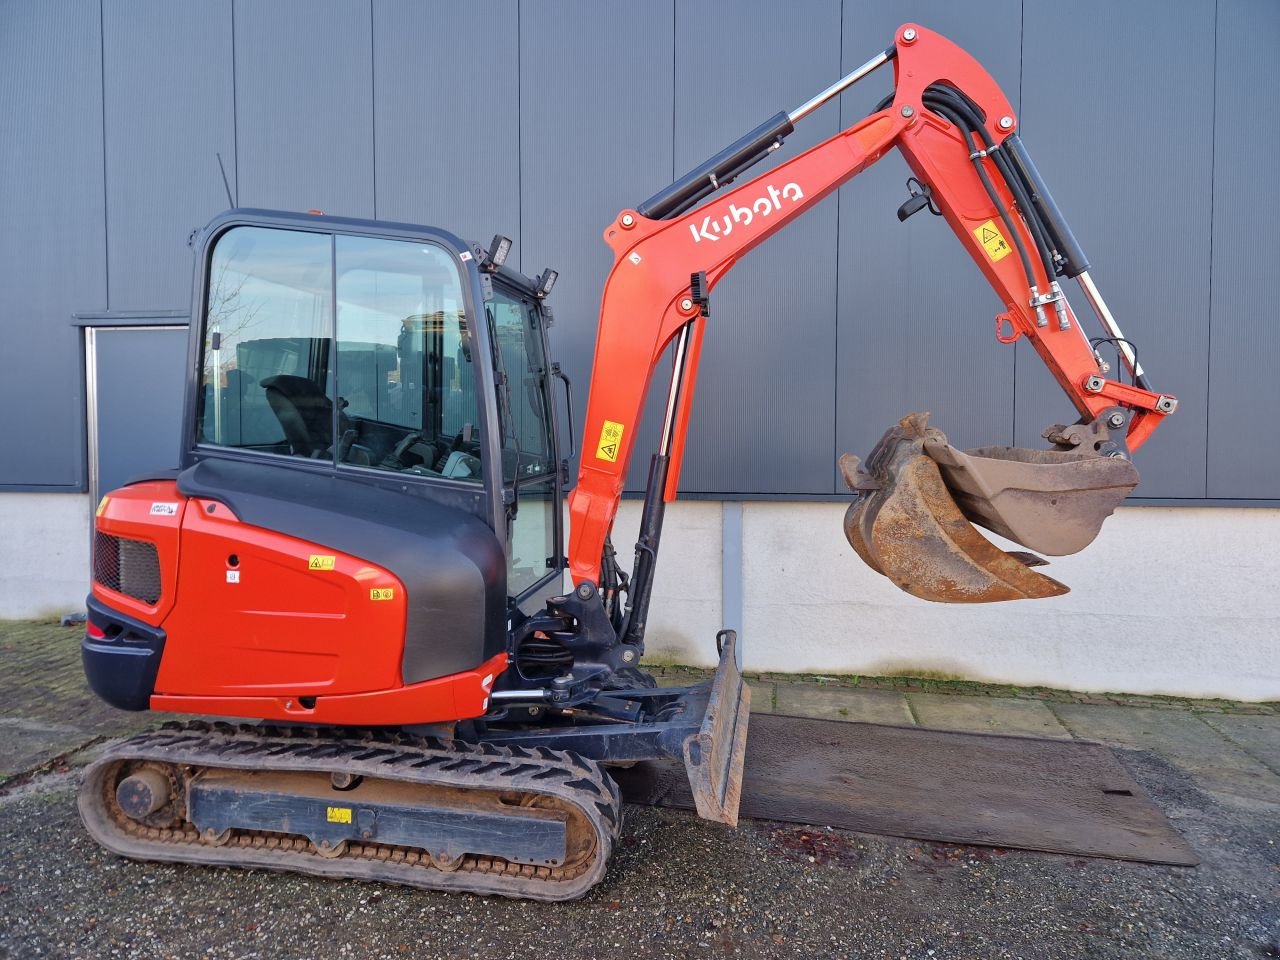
[
  {"xmin": 0, "ymin": 1, "xmax": 1267, "ymax": 503},
  {"xmin": 103, "ymin": 0, "xmax": 236, "ymax": 312},
  {"xmin": 372, "ymin": 0, "xmax": 520, "ymax": 246},
  {"xmin": 0, "ymin": 0, "xmax": 105, "ymax": 488},
  {"xmin": 1207, "ymin": 0, "xmax": 1280, "ymax": 498},
  {"xmin": 517, "ymin": 0, "xmax": 675, "ymax": 489},
  {"xmin": 92, "ymin": 328, "xmax": 189, "ymax": 497},
  {"xmin": 1016, "ymin": 0, "xmax": 1214, "ymax": 498},
  {"xmin": 233, "ymin": 0, "xmax": 374, "ymax": 218},
  {"xmin": 835, "ymin": 2, "xmax": 1023, "ymax": 494},
  {"xmin": 673, "ymin": 0, "xmax": 843, "ymax": 494}
]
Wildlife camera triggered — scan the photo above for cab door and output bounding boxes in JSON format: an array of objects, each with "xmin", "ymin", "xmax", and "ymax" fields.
[{"xmin": 487, "ymin": 284, "xmax": 562, "ymax": 608}]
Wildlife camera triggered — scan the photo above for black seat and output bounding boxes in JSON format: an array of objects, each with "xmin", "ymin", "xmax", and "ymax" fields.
[{"xmin": 260, "ymin": 375, "xmax": 334, "ymax": 457}]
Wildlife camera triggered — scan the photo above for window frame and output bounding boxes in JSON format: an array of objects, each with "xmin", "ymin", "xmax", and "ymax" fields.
[{"xmin": 183, "ymin": 212, "xmax": 508, "ymax": 539}]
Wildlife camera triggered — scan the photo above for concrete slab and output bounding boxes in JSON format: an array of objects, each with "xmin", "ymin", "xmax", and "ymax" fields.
[
  {"xmin": 1198, "ymin": 713, "xmax": 1280, "ymax": 775},
  {"xmin": 0, "ymin": 718, "xmax": 90, "ymax": 779},
  {"xmin": 906, "ymin": 693, "xmax": 1072, "ymax": 739},
  {"xmin": 1051, "ymin": 703, "xmax": 1280, "ymax": 804},
  {"xmin": 774, "ymin": 683, "xmax": 914, "ymax": 725}
]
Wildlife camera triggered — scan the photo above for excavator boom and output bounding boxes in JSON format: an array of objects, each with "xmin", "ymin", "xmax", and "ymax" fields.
[{"xmin": 568, "ymin": 24, "xmax": 1174, "ymax": 606}]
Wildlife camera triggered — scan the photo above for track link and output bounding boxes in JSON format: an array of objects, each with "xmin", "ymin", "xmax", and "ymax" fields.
[{"xmin": 78, "ymin": 721, "xmax": 622, "ymax": 901}]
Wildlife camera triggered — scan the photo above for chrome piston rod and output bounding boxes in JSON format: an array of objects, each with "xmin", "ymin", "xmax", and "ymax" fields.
[
  {"xmin": 788, "ymin": 47, "xmax": 895, "ymax": 125},
  {"xmin": 1076, "ymin": 270, "xmax": 1147, "ymax": 386}
]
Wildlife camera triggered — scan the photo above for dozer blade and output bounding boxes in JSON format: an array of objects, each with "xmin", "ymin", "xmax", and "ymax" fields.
[
  {"xmin": 842, "ymin": 413, "xmax": 1094, "ymax": 603},
  {"xmin": 683, "ymin": 630, "xmax": 750, "ymax": 827}
]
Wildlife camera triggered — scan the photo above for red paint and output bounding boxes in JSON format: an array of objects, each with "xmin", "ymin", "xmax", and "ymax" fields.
[
  {"xmin": 151, "ymin": 651, "xmax": 507, "ymax": 726},
  {"xmin": 91, "ymin": 482, "xmax": 507, "ymax": 725}
]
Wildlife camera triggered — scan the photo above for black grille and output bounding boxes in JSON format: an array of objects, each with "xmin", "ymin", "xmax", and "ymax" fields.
[{"xmin": 94, "ymin": 532, "xmax": 162, "ymax": 605}]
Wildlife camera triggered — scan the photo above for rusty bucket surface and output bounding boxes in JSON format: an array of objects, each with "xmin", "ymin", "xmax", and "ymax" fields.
[
  {"xmin": 842, "ymin": 413, "xmax": 1136, "ymax": 603},
  {"xmin": 924, "ymin": 441, "xmax": 1138, "ymax": 557}
]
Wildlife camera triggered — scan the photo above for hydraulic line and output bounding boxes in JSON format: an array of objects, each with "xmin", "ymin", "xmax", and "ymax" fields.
[
  {"xmin": 924, "ymin": 85, "xmax": 1057, "ymax": 285},
  {"xmin": 923, "ymin": 98, "xmax": 1040, "ymax": 296}
]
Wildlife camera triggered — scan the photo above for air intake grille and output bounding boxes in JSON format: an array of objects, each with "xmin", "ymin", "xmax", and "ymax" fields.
[{"xmin": 94, "ymin": 532, "xmax": 162, "ymax": 605}]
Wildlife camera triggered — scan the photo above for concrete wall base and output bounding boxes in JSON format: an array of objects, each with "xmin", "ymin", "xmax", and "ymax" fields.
[
  {"xmin": 0, "ymin": 493, "xmax": 90, "ymax": 620},
  {"xmin": 4, "ymin": 494, "xmax": 1274, "ymax": 701}
]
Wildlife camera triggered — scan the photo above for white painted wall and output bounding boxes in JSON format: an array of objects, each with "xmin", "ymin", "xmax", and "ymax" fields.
[
  {"xmin": 5, "ymin": 491, "xmax": 1276, "ymax": 701},
  {"xmin": 635, "ymin": 503, "xmax": 1280, "ymax": 703},
  {"xmin": 0, "ymin": 493, "xmax": 91, "ymax": 619}
]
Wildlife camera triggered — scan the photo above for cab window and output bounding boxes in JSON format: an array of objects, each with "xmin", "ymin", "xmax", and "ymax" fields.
[
  {"xmin": 197, "ymin": 227, "xmax": 333, "ymax": 456},
  {"xmin": 334, "ymin": 235, "xmax": 482, "ymax": 482}
]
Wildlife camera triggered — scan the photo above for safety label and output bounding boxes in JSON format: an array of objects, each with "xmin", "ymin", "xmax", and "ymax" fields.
[
  {"xmin": 308, "ymin": 555, "xmax": 336, "ymax": 571},
  {"xmin": 96, "ymin": 497, "xmax": 110, "ymax": 517},
  {"xmin": 595, "ymin": 420, "xmax": 625, "ymax": 463},
  {"xmin": 974, "ymin": 220, "xmax": 1012, "ymax": 262},
  {"xmin": 226, "ymin": 570, "xmax": 240, "ymax": 584},
  {"xmin": 370, "ymin": 588, "xmax": 395, "ymax": 601},
  {"xmin": 326, "ymin": 806, "xmax": 352, "ymax": 824},
  {"xmin": 149, "ymin": 502, "xmax": 178, "ymax": 516}
]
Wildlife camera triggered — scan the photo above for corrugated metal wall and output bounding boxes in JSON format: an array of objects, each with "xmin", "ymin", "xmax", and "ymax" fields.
[{"xmin": 2, "ymin": 0, "xmax": 1276, "ymax": 502}]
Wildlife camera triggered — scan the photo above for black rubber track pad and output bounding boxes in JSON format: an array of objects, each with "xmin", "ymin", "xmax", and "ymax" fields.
[{"xmin": 612, "ymin": 714, "xmax": 1198, "ymax": 866}]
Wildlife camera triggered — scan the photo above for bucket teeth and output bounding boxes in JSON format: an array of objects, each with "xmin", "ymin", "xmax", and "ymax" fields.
[{"xmin": 841, "ymin": 412, "xmax": 1133, "ymax": 603}]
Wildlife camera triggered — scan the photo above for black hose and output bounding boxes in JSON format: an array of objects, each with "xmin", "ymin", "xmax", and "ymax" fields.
[
  {"xmin": 924, "ymin": 99, "xmax": 1039, "ymax": 294},
  {"xmin": 924, "ymin": 85, "xmax": 1057, "ymax": 283}
]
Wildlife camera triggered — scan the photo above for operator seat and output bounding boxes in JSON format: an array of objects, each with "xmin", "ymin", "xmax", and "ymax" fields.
[{"xmin": 260, "ymin": 374, "xmax": 336, "ymax": 457}]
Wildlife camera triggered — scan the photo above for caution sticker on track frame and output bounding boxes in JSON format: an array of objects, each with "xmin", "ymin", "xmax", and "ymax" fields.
[
  {"xmin": 974, "ymin": 219, "xmax": 1013, "ymax": 262},
  {"xmin": 326, "ymin": 806, "xmax": 352, "ymax": 824},
  {"xmin": 595, "ymin": 420, "xmax": 625, "ymax": 463}
]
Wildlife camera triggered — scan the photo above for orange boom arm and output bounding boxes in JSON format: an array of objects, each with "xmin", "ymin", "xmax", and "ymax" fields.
[{"xmin": 567, "ymin": 24, "xmax": 1174, "ymax": 590}]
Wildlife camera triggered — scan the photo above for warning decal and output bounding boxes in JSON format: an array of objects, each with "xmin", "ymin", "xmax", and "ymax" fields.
[
  {"xmin": 370, "ymin": 588, "xmax": 395, "ymax": 601},
  {"xmin": 308, "ymin": 555, "xmax": 337, "ymax": 571},
  {"xmin": 974, "ymin": 219, "xmax": 1012, "ymax": 262},
  {"xmin": 595, "ymin": 420, "xmax": 625, "ymax": 463},
  {"xmin": 326, "ymin": 806, "xmax": 352, "ymax": 824}
]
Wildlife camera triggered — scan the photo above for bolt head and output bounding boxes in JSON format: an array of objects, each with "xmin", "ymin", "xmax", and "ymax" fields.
[
  {"xmin": 901, "ymin": 105, "xmax": 914, "ymax": 118},
  {"xmin": 680, "ymin": 297, "xmax": 694, "ymax": 311},
  {"xmin": 575, "ymin": 581, "xmax": 594, "ymax": 600},
  {"xmin": 902, "ymin": 28, "xmax": 917, "ymax": 42},
  {"xmin": 622, "ymin": 649, "xmax": 636, "ymax": 663},
  {"xmin": 999, "ymin": 116, "xmax": 1014, "ymax": 130},
  {"xmin": 1108, "ymin": 412, "xmax": 1126, "ymax": 428},
  {"xmin": 620, "ymin": 213, "xmax": 635, "ymax": 227}
]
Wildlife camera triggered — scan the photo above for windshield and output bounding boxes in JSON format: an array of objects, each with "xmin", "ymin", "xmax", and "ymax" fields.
[{"xmin": 487, "ymin": 285, "xmax": 554, "ymax": 484}]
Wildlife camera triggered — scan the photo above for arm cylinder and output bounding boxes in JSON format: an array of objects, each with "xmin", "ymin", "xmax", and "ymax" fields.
[
  {"xmin": 1003, "ymin": 134, "xmax": 1091, "ymax": 278},
  {"xmin": 638, "ymin": 112, "xmax": 795, "ymax": 221}
]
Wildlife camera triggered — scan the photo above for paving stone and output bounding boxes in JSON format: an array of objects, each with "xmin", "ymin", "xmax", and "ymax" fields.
[
  {"xmin": 1052, "ymin": 703, "xmax": 1280, "ymax": 804},
  {"xmin": 1198, "ymin": 713, "xmax": 1280, "ymax": 775},
  {"xmin": 774, "ymin": 684, "xmax": 913, "ymax": 725},
  {"xmin": 744, "ymin": 680, "xmax": 775, "ymax": 713},
  {"xmin": 905, "ymin": 693, "xmax": 1071, "ymax": 739}
]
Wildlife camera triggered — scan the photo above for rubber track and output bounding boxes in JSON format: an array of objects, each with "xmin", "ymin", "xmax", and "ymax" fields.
[{"xmin": 78, "ymin": 721, "xmax": 622, "ymax": 901}]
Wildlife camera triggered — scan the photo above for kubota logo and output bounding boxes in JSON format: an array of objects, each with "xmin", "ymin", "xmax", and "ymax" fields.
[{"xmin": 689, "ymin": 181, "xmax": 805, "ymax": 243}]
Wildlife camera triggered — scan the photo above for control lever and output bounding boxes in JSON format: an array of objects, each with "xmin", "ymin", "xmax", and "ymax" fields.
[{"xmin": 897, "ymin": 176, "xmax": 940, "ymax": 222}]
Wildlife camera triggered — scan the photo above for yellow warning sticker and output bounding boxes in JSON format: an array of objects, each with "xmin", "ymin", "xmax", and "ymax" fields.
[
  {"xmin": 595, "ymin": 420, "xmax": 625, "ymax": 463},
  {"xmin": 370, "ymin": 588, "xmax": 395, "ymax": 601},
  {"xmin": 326, "ymin": 806, "xmax": 352, "ymax": 824},
  {"xmin": 95, "ymin": 496, "xmax": 110, "ymax": 518},
  {"xmin": 975, "ymin": 219, "xmax": 1012, "ymax": 262},
  {"xmin": 308, "ymin": 555, "xmax": 336, "ymax": 571}
]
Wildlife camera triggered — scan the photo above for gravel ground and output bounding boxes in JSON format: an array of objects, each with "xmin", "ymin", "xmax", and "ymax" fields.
[{"xmin": 1, "ymin": 749, "xmax": 1277, "ymax": 960}]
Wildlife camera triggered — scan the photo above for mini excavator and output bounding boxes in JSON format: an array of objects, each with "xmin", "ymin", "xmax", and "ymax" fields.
[{"xmin": 80, "ymin": 25, "xmax": 1176, "ymax": 900}]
